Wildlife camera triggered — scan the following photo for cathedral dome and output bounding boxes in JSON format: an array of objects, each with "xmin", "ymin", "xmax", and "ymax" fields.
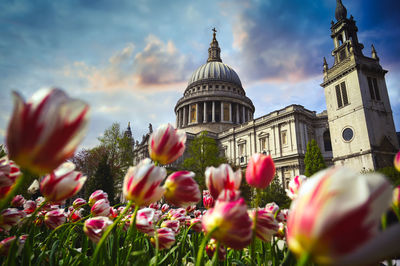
[{"xmin": 188, "ymin": 61, "xmax": 242, "ymax": 88}]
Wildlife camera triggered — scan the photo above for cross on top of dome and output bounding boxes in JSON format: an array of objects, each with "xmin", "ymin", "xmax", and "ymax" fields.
[{"xmin": 207, "ymin": 27, "xmax": 222, "ymax": 63}]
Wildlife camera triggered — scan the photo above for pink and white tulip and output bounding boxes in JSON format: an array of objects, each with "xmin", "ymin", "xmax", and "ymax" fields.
[
  {"xmin": 151, "ymin": 227, "xmax": 176, "ymax": 250},
  {"xmin": 203, "ymin": 190, "xmax": 215, "ymax": 209},
  {"xmin": 0, "ymin": 236, "xmax": 16, "ymax": 256},
  {"xmin": 44, "ymin": 209, "xmax": 66, "ymax": 229},
  {"xmin": 149, "ymin": 123, "xmax": 186, "ymax": 165},
  {"xmin": 264, "ymin": 202, "xmax": 280, "ymax": 217},
  {"xmin": 249, "ymin": 209, "xmax": 279, "ymax": 242},
  {"xmin": 205, "ymin": 164, "xmax": 241, "ymax": 199},
  {"xmin": 40, "ymin": 162, "xmax": 86, "ymax": 203},
  {"xmin": 202, "ymin": 197, "xmax": 252, "ymax": 249},
  {"xmin": 11, "ymin": 195, "xmax": 25, "ymax": 208},
  {"xmin": 72, "ymin": 198, "xmax": 87, "ymax": 209},
  {"xmin": 88, "ymin": 190, "xmax": 108, "ymax": 206},
  {"xmin": 136, "ymin": 208, "xmax": 156, "ymax": 235},
  {"xmin": 6, "ymin": 88, "xmax": 90, "ymax": 175},
  {"xmin": 23, "ymin": 200, "xmax": 37, "ymax": 214},
  {"xmin": 84, "ymin": 217, "xmax": 113, "ymax": 243},
  {"xmin": 161, "ymin": 204, "xmax": 170, "ymax": 213},
  {"xmin": 394, "ymin": 151, "xmax": 400, "ymax": 172},
  {"xmin": 0, "ymin": 208, "xmax": 25, "ymax": 231},
  {"xmin": 287, "ymin": 167, "xmax": 392, "ymax": 265},
  {"xmin": 286, "ymin": 175, "xmax": 307, "ymax": 200},
  {"xmin": 163, "ymin": 171, "xmax": 200, "ymax": 207},
  {"xmin": 245, "ymin": 153, "xmax": 275, "ymax": 189},
  {"xmin": 205, "ymin": 238, "xmax": 226, "ymax": 261},
  {"xmin": 91, "ymin": 199, "xmax": 110, "ymax": 217},
  {"xmin": 123, "ymin": 158, "xmax": 166, "ymax": 206},
  {"xmin": 0, "ymin": 157, "xmax": 21, "ymax": 198},
  {"xmin": 190, "ymin": 218, "xmax": 202, "ymax": 232},
  {"xmin": 161, "ymin": 220, "xmax": 180, "ymax": 234}
]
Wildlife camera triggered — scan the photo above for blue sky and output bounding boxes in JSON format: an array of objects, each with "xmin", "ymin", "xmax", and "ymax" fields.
[{"xmin": 1, "ymin": 0, "xmax": 399, "ymax": 149}]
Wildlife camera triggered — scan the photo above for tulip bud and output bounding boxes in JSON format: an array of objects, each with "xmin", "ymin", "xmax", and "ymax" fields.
[
  {"xmin": 202, "ymin": 198, "xmax": 252, "ymax": 249},
  {"xmin": 161, "ymin": 204, "xmax": 170, "ymax": 213},
  {"xmin": 136, "ymin": 208, "xmax": 155, "ymax": 235},
  {"xmin": 72, "ymin": 198, "xmax": 87, "ymax": 209},
  {"xmin": 84, "ymin": 217, "xmax": 113, "ymax": 243},
  {"xmin": 11, "ymin": 195, "xmax": 25, "ymax": 208},
  {"xmin": 150, "ymin": 227, "xmax": 175, "ymax": 250},
  {"xmin": 149, "ymin": 123, "xmax": 186, "ymax": 165},
  {"xmin": 6, "ymin": 88, "xmax": 90, "ymax": 175},
  {"xmin": 88, "ymin": 190, "xmax": 108, "ymax": 206},
  {"xmin": 164, "ymin": 171, "xmax": 200, "ymax": 207},
  {"xmin": 40, "ymin": 162, "xmax": 87, "ymax": 203},
  {"xmin": 44, "ymin": 209, "xmax": 66, "ymax": 229},
  {"xmin": 205, "ymin": 164, "xmax": 242, "ymax": 200},
  {"xmin": 285, "ymin": 175, "xmax": 307, "ymax": 200},
  {"xmin": 245, "ymin": 153, "xmax": 275, "ymax": 189},
  {"xmin": 123, "ymin": 158, "xmax": 166, "ymax": 206},
  {"xmin": 23, "ymin": 200, "xmax": 37, "ymax": 214},
  {"xmin": 91, "ymin": 199, "xmax": 110, "ymax": 217},
  {"xmin": 203, "ymin": 191, "xmax": 215, "ymax": 209}
]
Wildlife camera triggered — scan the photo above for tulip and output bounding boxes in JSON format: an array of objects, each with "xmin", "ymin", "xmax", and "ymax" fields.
[
  {"xmin": 394, "ymin": 151, "xmax": 400, "ymax": 172},
  {"xmin": 34, "ymin": 211, "xmax": 46, "ymax": 226},
  {"xmin": 91, "ymin": 199, "xmax": 110, "ymax": 217},
  {"xmin": 150, "ymin": 227, "xmax": 176, "ymax": 250},
  {"xmin": 88, "ymin": 190, "xmax": 108, "ymax": 206},
  {"xmin": 203, "ymin": 191, "xmax": 215, "ymax": 209},
  {"xmin": 109, "ymin": 208, "xmax": 118, "ymax": 220},
  {"xmin": 190, "ymin": 218, "xmax": 202, "ymax": 232},
  {"xmin": 40, "ymin": 162, "xmax": 86, "ymax": 203},
  {"xmin": 217, "ymin": 189, "xmax": 241, "ymax": 202},
  {"xmin": 170, "ymin": 209, "xmax": 186, "ymax": 223},
  {"xmin": 84, "ymin": 217, "xmax": 113, "ymax": 243},
  {"xmin": 205, "ymin": 239, "xmax": 226, "ymax": 261},
  {"xmin": 163, "ymin": 171, "xmax": 200, "ymax": 207},
  {"xmin": 72, "ymin": 198, "xmax": 87, "ymax": 209},
  {"xmin": 202, "ymin": 197, "xmax": 252, "ymax": 249},
  {"xmin": 205, "ymin": 164, "xmax": 242, "ymax": 199},
  {"xmin": 249, "ymin": 209, "xmax": 279, "ymax": 242},
  {"xmin": 11, "ymin": 195, "xmax": 25, "ymax": 208},
  {"xmin": 285, "ymin": 175, "xmax": 307, "ymax": 200},
  {"xmin": 161, "ymin": 220, "xmax": 180, "ymax": 234},
  {"xmin": 0, "ymin": 208, "xmax": 25, "ymax": 231},
  {"xmin": 276, "ymin": 223, "xmax": 286, "ymax": 239},
  {"xmin": 193, "ymin": 210, "xmax": 202, "ymax": 218},
  {"xmin": 264, "ymin": 202, "xmax": 279, "ymax": 217},
  {"xmin": 123, "ymin": 158, "xmax": 166, "ymax": 206},
  {"xmin": 23, "ymin": 200, "xmax": 37, "ymax": 214},
  {"xmin": 149, "ymin": 123, "xmax": 186, "ymax": 165},
  {"xmin": 44, "ymin": 209, "xmax": 66, "ymax": 229},
  {"xmin": 186, "ymin": 205, "xmax": 196, "ymax": 213},
  {"xmin": 245, "ymin": 153, "xmax": 275, "ymax": 189},
  {"xmin": 136, "ymin": 208, "xmax": 155, "ymax": 235},
  {"xmin": 149, "ymin": 202, "xmax": 161, "ymax": 210},
  {"xmin": 286, "ymin": 167, "xmax": 392, "ymax": 265},
  {"xmin": 69, "ymin": 208, "xmax": 83, "ymax": 222},
  {"xmin": 0, "ymin": 236, "xmax": 16, "ymax": 256},
  {"xmin": 161, "ymin": 204, "xmax": 170, "ymax": 213},
  {"xmin": 0, "ymin": 157, "xmax": 21, "ymax": 198},
  {"xmin": 393, "ymin": 185, "xmax": 400, "ymax": 209},
  {"xmin": 6, "ymin": 88, "xmax": 89, "ymax": 175},
  {"xmin": 277, "ymin": 209, "xmax": 289, "ymax": 223}
]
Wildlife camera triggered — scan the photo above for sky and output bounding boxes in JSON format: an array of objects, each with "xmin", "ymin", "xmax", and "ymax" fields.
[{"xmin": 1, "ymin": 0, "xmax": 399, "ymax": 149}]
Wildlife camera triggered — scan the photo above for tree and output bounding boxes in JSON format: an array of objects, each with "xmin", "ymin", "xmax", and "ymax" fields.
[
  {"xmin": 259, "ymin": 177, "xmax": 291, "ymax": 209},
  {"xmin": 304, "ymin": 139, "xmax": 326, "ymax": 177},
  {"xmin": 182, "ymin": 131, "xmax": 227, "ymax": 190}
]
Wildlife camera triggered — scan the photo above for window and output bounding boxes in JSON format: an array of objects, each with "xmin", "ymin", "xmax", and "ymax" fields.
[
  {"xmin": 335, "ymin": 81, "xmax": 349, "ymax": 108},
  {"xmin": 190, "ymin": 104, "xmax": 197, "ymax": 123},
  {"xmin": 238, "ymin": 143, "xmax": 246, "ymax": 156},
  {"xmin": 260, "ymin": 137, "xmax": 268, "ymax": 152},
  {"xmin": 323, "ymin": 130, "xmax": 332, "ymax": 151},
  {"xmin": 367, "ymin": 77, "xmax": 381, "ymax": 101},
  {"xmin": 281, "ymin": 130, "xmax": 288, "ymax": 146},
  {"xmin": 216, "ymin": 85, "xmax": 219, "ymax": 88},
  {"xmin": 223, "ymin": 103, "xmax": 230, "ymax": 121},
  {"xmin": 342, "ymin": 127, "xmax": 354, "ymax": 142}
]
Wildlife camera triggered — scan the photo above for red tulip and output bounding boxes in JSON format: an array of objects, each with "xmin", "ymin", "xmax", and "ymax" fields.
[
  {"xmin": 287, "ymin": 167, "xmax": 392, "ymax": 265},
  {"xmin": 123, "ymin": 158, "xmax": 166, "ymax": 206},
  {"xmin": 150, "ymin": 227, "xmax": 175, "ymax": 250},
  {"xmin": 149, "ymin": 123, "xmax": 186, "ymax": 165},
  {"xmin": 88, "ymin": 190, "xmax": 108, "ymax": 206},
  {"xmin": 205, "ymin": 164, "xmax": 242, "ymax": 200},
  {"xmin": 245, "ymin": 153, "xmax": 275, "ymax": 189},
  {"xmin": 91, "ymin": 199, "xmax": 110, "ymax": 217},
  {"xmin": 84, "ymin": 217, "xmax": 113, "ymax": 243},
  {"xmin": 249, "ymin": 209, "xmax": 279, "ymax": 242},
  {"xmin": 69, "ymin": 208, "xmax": 83, "ymax": 222},
  {"xmin": 109, "ymin": 208, "xmax": 118, "ymax": 220},
  {"xmin": 40, "ymin": 162, "xmax": 86, "ymax": 203},
  {"xmin": 163, "ymin": 171, "xmax": 200, "ymax": 207},
  {"xmin": 44, "ymin": 209, "xmax": 66, "ymax": 229},
  {"xmin": 6, "ymin": 88, "xmax": 90, "ymax": 175},
  {"xmin": 202, "ymin": 198, "xmax": 252, "ymax": 249}
]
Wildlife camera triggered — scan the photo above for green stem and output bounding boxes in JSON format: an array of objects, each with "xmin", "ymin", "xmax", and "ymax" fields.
[
  {"xmin": 195, "ymin": 227, "xmax": 218, "ymax": 266},
  {"xmin": 250, "ymin": 188, "xmax": 261, "ymax": 265},
  {"xmin": 90, "ymin": 200, "xmax": 133, "ymax": 266},
  {"xmin": 154, "ymin": 228, "xmax": 159, "ymax": 265},
  {"xmin": 211, "ymin": 241, "xmax": 220, "ymax": 265},
  {"xmin": 296, "ymin": 252, "xmax": 310, "ymax": 266},
  {"xmin": 0, "ymin": 171, "xmax": 27, "ymax": 211}
]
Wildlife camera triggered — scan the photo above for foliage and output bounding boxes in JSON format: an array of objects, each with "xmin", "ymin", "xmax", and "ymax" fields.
[
  {"xmin": 181, "ymin": 131, "xmax": 227, "ymax": 190},
  {"xmin": 0, "ymin": 144, "xmax": 7, "ymax": 157},
  {"xmin": 304, "ymin": 139, "xmax": 326, "ymax": 177},
  {"xmin": 259, "ymin": 177, "xmax": 291, "ymax": 209}
]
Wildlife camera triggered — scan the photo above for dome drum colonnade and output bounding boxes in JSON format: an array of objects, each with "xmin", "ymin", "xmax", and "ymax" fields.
[{"xmin": 174, "ymin": 28, "xmax": 255, "ymax": 134}]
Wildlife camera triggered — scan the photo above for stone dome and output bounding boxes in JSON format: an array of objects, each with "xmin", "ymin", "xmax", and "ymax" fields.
[{"xmin": 188, "ymin": 61, "xmax": 242, "ymax": 88}]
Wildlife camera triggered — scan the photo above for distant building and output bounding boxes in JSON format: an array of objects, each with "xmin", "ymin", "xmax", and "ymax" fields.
[{"xmin": 133, "ymin": 0, "xmax": 398, "ymax": 188}]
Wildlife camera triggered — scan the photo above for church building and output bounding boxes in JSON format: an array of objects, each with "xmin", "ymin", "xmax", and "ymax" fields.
[{"xmin": 133, "ymin": 0, "xmax": 398, "ymax": 188}]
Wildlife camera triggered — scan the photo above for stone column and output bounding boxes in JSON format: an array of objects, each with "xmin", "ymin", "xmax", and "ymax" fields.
[
  {"xmin": 183, "ymin": 107, "xmax": 186, "ymax": 126},
  {"xmin": 188, "ymin": 105, "xmax": 192, "ymax": 125},
  {"xmin": 221, "ymin": 102, "xmax": 224, "ymax": 122},
  {"xmin": 212, "ymin": 101, "xmax": 215, "ymax": 122},
  {"xmin": 229, "ymin": 103, "xmax": 232, "ymax": 122},
  {"xmin": 236, "ymin": 104, "xmax": 239, "ymax": 123},
  {"xmin": 242, "ymin": 106, "xmax": 246, "ymax": 122},
  {"xmin": 203, "ymin": 102, "xmax": 207, "ymax": 123},
  {"xmin": 196, "ymin": 103, "xmax": 199, "ymax": 123},
  {"xmin": 176, "ymin": 110, "xmax": 178, "ymax": 128}
]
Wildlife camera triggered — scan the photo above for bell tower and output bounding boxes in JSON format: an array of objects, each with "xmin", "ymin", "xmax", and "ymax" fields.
[{"xmin": 321, "ymin": 0, "xmax": 398, "ymax": 171}]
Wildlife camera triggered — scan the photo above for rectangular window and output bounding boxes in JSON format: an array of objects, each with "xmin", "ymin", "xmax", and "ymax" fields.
[
  {"xmin": 238, "ymin": 143, "xmax": 246, "ymax": 156},
  {"xmin": 260, "ymin": 138, "xmax": 266, "ymax": 150},
  {"xmin": 367, "ymin": 77, "xmax": 375, "ymax": 100},
  {"xmin": 223, "ymin": 103, "xmax": 230, "ymax": 121},
  {"xmin": 372, "ymin": 78, "xmax": 381, "ymax": 100},
  {"xmin": 281, "ymin": 130, "xmax": 288, "ymax": 146},
  {"xmin": 335, "ymin": 81, "xmax": 349, "ymax": 108},
  {"xmin": 190, "ymin": 104, "xmax": 197, "ymax": 123},
  {"xmin": 367, "ymin": 77, "xmax": 381, "ymax": 101}
]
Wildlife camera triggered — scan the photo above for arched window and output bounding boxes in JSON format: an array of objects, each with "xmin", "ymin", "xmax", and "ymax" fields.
[{"xmin": 323, "ymin": 130, "xmax": 332, "ymax": 151}]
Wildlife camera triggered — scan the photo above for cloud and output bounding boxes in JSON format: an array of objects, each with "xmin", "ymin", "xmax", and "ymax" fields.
[{"xmin": 65, "ymin": 35, "xmax": 194, "ymax": 92}]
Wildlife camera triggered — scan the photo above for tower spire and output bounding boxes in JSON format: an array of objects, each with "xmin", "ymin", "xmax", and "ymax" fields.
[
  {"xmin": 371, "ymin": 44, "xmax": 379, "ymax": 60},
  {"xmin": 335, "ymin": 0, "xmax": 347, "ymax": 21},
  {"xmin": 207, "ymin": 27, "xmax": 222, "ymax": 63}
]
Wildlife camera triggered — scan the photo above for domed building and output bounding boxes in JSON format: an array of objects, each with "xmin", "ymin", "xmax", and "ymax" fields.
[{"xmin": 174, "ymin": 29, "xmax": 255, "ymax": 134}]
